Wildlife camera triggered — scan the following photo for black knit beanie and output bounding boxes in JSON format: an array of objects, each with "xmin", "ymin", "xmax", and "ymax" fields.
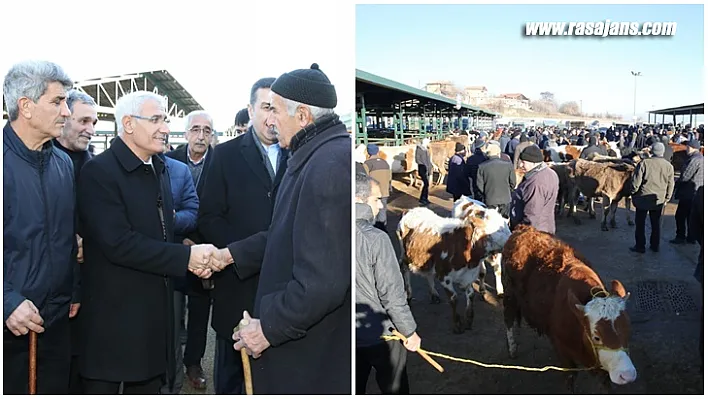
[
  {"xmin": 271, "ymin": 63, "xmax": 337, "ymax": 108},
  {"xmin": 520, "ymin": 146, "xmax": 543, "ymax": 163}
]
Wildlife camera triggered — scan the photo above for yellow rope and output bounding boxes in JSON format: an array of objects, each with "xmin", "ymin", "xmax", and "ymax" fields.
[{"xmin": 381, "ymin": 335, "xmax": 595, "ymax": 373}]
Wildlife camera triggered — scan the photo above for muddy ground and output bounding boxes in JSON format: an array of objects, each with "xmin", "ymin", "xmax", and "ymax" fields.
[{"xmin": 364, "ymin": 177, "xmax": 704, "ymax": 395}]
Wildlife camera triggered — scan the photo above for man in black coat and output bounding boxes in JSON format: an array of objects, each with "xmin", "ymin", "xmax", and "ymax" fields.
[
  {"xmin": 3, "ymin": 60, "xmax": 79, "ymax": 394},
  {"xmin": 476, "ymin": 143, "xmax": 516, "ymax": 217},
  {"xmin": 53, "ymin": 88, "xmax": 98, "ymax": 395},
  {"xmin": 670, "ymin": 140, "xmax": 704, "ymax": 245},
  {"xmin": 77, "ymin": 91, "xmax": 216, "ymax": 394},
  {"xmin": 466, "ymin": 139, "xmax": 488, "ymax": 200},
  {"xmin": 218, "ymin": 64, "xmax": 351, "ymax": 394},
  {"xmin": 165, "ymin": 110, "xmax": 217, "ymax": 390},
  {"xmin": 197, "ymin": 77, "xmax": 288, "ymax": 395}
]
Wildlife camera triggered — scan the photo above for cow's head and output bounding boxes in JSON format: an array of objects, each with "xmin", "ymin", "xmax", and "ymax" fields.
[
  {"xmin": 466, "ymin": 207, "xmax": 512, "ymax": 253},
  {"xmin": 569, "ymin": 280, "xmax": 636, "ymax": 385}
]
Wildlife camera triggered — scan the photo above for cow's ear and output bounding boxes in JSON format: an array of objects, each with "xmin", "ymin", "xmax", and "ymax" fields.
[
  {"xmin": 610, "ymin": 280, "xmax": 627, "ymax": 299},
  {"xmin": 568, "ymin": 289, "xmax": 586, "ymax": 318}
]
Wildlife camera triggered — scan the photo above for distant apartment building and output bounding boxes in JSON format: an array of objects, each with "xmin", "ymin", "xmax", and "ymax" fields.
[
  {"xmin": 496, "ymin": 93, "xmax": 531, "ymax": 110},
  {"xmin": 463, "ymin": 86, "xmax": 488, "ymax": 105}
]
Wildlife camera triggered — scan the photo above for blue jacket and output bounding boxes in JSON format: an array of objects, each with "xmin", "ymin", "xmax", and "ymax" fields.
[
  {"xmin": 163, "ymin": 156, "xmax": 199, "ymax": 242},
  {"xmin": 3, "ymin": 122, "xmax": 79, "ymax": 327}
]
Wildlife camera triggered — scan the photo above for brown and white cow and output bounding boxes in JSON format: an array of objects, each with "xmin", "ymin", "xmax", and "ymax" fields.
[
  {"xmin": 398, "ymin": 206, "xmax": 511, "ymax": 333},
  {"xmin": 452, "ymin": 197, "xmax": 510, "ymax": 297},
  {"xmin": 567, "ymin": 159, "xmax": 635, "ymax": 231},
  {"xmin": 502, "ymin": 225, "xmax": 637, "ymax": 391}
]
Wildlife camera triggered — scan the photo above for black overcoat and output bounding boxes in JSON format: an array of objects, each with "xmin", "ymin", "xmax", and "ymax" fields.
[{"xmin": 76, "ymin": 137, "xmax": 191, "ymax": 382}]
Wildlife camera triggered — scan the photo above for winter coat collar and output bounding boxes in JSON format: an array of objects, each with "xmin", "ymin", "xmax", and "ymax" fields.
[
  {"xmin": 111, "ymin": 136, "xmax": 166, "ymax": 175},
  {"xmin": 3, "ymin": 121, "xmax": 54, "ymax": 169},
  {"xmin": 356, "ymin": 202, "xmax": 375, "ymax": 223},
  {"xmin": 287, "ymin": 114, "xmax": 348, "ymax": 173}
]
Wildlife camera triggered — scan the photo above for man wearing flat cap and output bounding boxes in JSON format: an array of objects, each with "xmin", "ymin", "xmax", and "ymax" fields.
[
  {"xmin": 629, "ymin": 142, "xmax": 675, "ymax": 253},
  {"xmin": 670, "ymin": 139, "xmax": 704, "ymax": 245},
  {"xmin": 510, "ymin": 146, "xmax": 559, "ymax": 234},
  {"xmin": 212, "ymin": 64, "xmax": 351, "ymax": 394},
  {"xmin": 364, "ymin": 143, "xmax": 392, "ymax": 231}
]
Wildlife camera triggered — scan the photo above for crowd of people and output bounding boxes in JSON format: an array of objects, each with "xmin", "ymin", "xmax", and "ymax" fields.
[
  {"xmin": 355, "ymin": 122, "xmax": 703, "ymax": 393},
  {"xmin": 4, "ymin": 60, "xmax": 351, "ymax": 395}
]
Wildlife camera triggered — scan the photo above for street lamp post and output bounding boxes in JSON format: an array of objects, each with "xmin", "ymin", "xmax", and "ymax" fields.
[{"xmin": 631, "ymin": 71, "xmax": 641, "ymax": 124}]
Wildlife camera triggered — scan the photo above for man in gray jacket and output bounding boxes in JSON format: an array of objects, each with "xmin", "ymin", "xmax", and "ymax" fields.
[
  {"xmin": 355, "ymin": 174, "xmax": 421, "ymax": 394},
  {"xmin": 630, "ymin": 143, "xmax": 675, "ymax": 253},
  {"xmin": 670, "ymin": 140, "xmax": 703, "ymax": 245},
  {"xmin": 415, "ymin": 138, "xmax": 433, "ymax": 205}
]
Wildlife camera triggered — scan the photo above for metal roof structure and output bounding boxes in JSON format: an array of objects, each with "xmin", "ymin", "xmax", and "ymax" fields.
[
  {"xmin": 356, "ymin": 69, "xmax": 499, "ymax": 117},
  {"xmin": 74, "ymin": 70, "xmax": 204, "ymax": 121},
  {"xmin": 648, "ymin": 103, "xmax": 703, "ymax": 116}
]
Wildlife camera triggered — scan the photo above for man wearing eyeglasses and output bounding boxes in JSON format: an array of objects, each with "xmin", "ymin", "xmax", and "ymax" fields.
[
  {"xmin": 76, "ymin": 91, "xmax": 217, "ymax": 394},
  {"xmin": 165, "ymin": 111, "xmax": 217, "ymax": 390},
  {"xmin": 198, "ymin": 77, "xmax": 289, "ymax": 395}
]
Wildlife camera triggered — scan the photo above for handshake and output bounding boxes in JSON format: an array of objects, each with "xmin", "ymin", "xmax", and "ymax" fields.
[{"xmin": 186, "ymin": 241, "xmax": 233, "ymax": 279}]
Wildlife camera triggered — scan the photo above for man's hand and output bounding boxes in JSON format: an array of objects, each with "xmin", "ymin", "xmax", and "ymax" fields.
[
  {"xmin": 188, "ymin": 244, "xmax": 217, "ymax": 279},
  {"xmin": 403, "ymin": 332, "xmax": 422, "ymax": 352},
  {"xmin": 69, "ymin": 303, "xmax": 81, "ymax": 318},
  {"xmin": 5, "ymin": 299, "xmax": 44, "ymax": 336},
  {"xmin": 208, "ymin": 248, "xmax": 233, "ymax": 272},
  {"xmin": 76, "ymin": 234, "xmax": 84, "ymax": 264},
  {"xmin": 182, "ymin": 238, "xmax": 196, "ymax": 246},
  {"xmin": 233, "ymin": 311, "xmax": 270, "ymax": 358}
]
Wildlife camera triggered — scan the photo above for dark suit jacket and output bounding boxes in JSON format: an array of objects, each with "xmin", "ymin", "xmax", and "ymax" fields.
[
  {"xmin": 198, "ymin": 128, "xmax": 287, "ymax": 339},
  {"xmin": 77, "ymin": 137, "xmax": 190, "ymax": 382}
]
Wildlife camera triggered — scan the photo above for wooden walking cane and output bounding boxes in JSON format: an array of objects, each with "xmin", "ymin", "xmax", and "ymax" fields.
[
  {"xmin": 234, "ymin": 319, "xmax": 254, "ymax": 395},
  {"xmin": 29, "ymin": 331, "xmax": 37, "ymax": 394}
]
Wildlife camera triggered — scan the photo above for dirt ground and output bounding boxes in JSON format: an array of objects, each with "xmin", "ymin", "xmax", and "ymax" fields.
[{"xmin": 363, "ymin": 176, "xmax": 704, "ymax": 395}]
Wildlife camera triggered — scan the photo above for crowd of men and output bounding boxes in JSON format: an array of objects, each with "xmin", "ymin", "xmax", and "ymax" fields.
[
  {"xmin": 355, "ymin": 121, "xmax": 703, "ymax": 393},
  {"xmin": 4, "ymin": 60, "xmax": 351, "ymax": 395}
]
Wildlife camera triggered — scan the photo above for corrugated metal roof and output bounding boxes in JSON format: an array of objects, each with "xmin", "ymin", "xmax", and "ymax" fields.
[
  {"xmin": 648, "ymin": 103, "xmax": 703, "ymax": 116},
  {"xmin": 356, "ymin": 69, "xmax": 499, "ymax": 117}
]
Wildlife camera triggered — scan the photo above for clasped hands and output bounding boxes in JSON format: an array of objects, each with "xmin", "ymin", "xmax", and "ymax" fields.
[{"xmin": 185, "ymin": 239, "xmax": 233, "ymax": 278}]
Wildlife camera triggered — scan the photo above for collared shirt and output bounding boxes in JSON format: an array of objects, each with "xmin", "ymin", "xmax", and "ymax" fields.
[
  {"xmin": 252, "ymin": 129, "xmax": 280, "ymax": 180},
  {"xmin": 186, "ymin": 146, "xmax": 208, "ymax": 186}
]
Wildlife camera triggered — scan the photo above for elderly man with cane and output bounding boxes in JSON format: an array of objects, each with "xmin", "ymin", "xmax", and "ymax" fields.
[
  {"xmin": 3, "ymin": 60, "xmax": 80, "ymax": 394},
  {"xmin": 211, "ymin": 64, "xmax": 351, "ymax": 394}
]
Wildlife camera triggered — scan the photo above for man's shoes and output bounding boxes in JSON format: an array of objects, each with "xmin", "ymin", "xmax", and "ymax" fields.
[
  {"xmin": 650, "ymin": 246, "xmax": 659, "ymax": 252},
  {"xmin": 185, "ymin": 365, "xmax": 207, "ymax": 390},
  {"xmin": 686, "ymin": 239, "xmax": 697, "ymax": 245},
  {"xmin": 670, "ymin": 237, "xmax": 686, "ymax": 245},
  {"xmin": 629, "ymin": 246, "xmax": 646, "ymax": 254},
  {"xmin": 419, "ymin": 200, "xmax": 430, "ymax": 206}
]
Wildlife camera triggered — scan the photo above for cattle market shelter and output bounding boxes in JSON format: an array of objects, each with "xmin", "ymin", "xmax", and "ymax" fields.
[
  {"xmin": 355, "ymin": 70, "xmax": 499, "ymax": 146},
  {"xmin": 73, "ymin": 70, "xmax": 206, "ymax": 151},
  {"xmin": 647, "ymin": 103, "xmax": 704, "ymax": 128}
]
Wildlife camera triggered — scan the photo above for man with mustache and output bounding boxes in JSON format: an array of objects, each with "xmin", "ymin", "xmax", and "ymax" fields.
[
  {"xmin": 52, "ymin": 88, "xmax": 98, "ymax": 394},
  {"xmin": 166, "ymin": 111, "xmax": 217, "ymax": 391},
  {"xmin": 3, "ymin": 60, "xmax": 79, "ymax": 394},
  {"xmin": 76, "ymin": 90, "xmax": 217, "ymax": 394},
  {"xmin": 198, "ymin": 78, "xmax": 289, "ymax": 394}
]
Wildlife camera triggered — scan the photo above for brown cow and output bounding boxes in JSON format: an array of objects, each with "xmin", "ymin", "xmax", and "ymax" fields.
[
  {"xmin": 427, "ymin": 140, "xmax": 458, "ymax": 185},
  {"xmin": 502, "ymin": 225, "xmax": 637, "ymax": 391},
  {"xmin": 398, "ymin": 206, "xmax": 511, "ymax": 333},
  {"xmin": 567, "ymin": 159, "xmax": 635, "ymax": 231}
]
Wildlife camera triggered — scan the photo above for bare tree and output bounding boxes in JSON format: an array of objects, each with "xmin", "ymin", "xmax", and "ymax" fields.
[
  {"xmin": 540, "ymin": 92, "xmax": 555, "ymax": 102},
  {"xmin": 531, "ymin": 100, "xmax": 557, "ymax": 115},
  {"xmin": 559, "ymin": 101, "xmax": 582, "ymax": 116}
]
